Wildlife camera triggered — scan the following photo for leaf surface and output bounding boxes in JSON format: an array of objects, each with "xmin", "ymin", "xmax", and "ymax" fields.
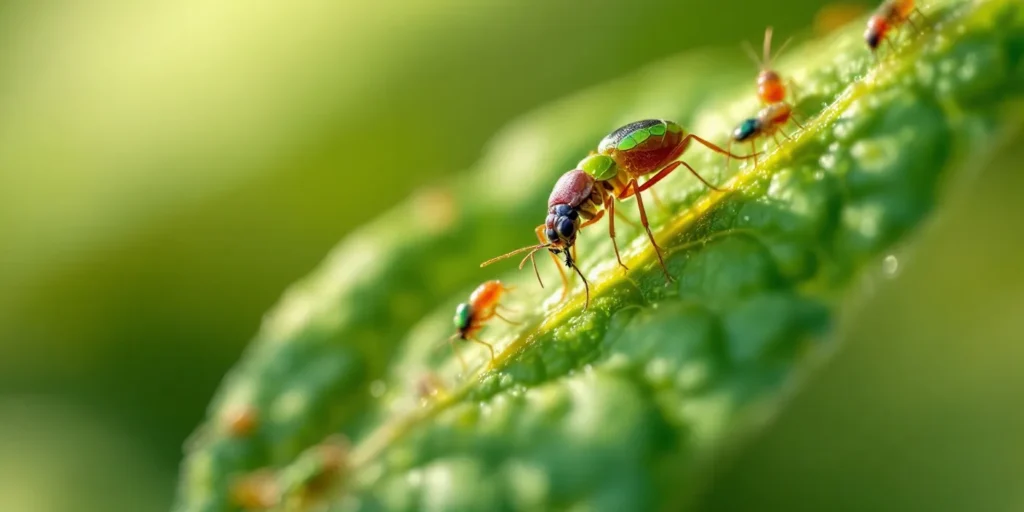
[{"xmin": 174, "ymin": 0, "xmax": 1024, "ymax": 510}]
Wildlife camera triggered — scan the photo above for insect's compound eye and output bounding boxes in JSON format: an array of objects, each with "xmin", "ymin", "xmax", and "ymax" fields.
[
  {"xmin": 554, "ymin": 204, "xmax": 573, "ymax": 217},
  {"xmin": 545, "ymin": 228, "xmax": 559, "ymax": 243},
  {"xmin": 556, "ymin": 217, "xmax": 576, "ymax": 239},
  {"xmin": 545, "ymin": 213, "xmax": 557, "ymax": 229}
]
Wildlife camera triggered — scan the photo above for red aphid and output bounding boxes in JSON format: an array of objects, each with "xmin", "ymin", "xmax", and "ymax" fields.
[{"xmin": 865, "ymin": 0, "xmax": 924, "ymax": 52}]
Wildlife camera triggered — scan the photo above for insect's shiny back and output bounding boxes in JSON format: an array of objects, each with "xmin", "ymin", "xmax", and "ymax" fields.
[
  {"xmin": 469, "ymin": 280, "xmax": 505, "ymax": 313},
  {"xmin": 598, "ymin": 119, "xmax": 686, "ymax": 176}
]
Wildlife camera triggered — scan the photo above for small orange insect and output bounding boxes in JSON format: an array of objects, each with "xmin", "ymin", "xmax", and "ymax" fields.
[
  {"xmin": 231, "ymin": 470, "xmax": 280, "ymax": 509},
  {"xmin": 865, "ymin": 0, "xmax": 926, "ymax": 53},
  {"xmin": 744, "ymin": 26, "xmax": 794, "ymax": 106},
  {"xmin": 223, "ymin": 405, "xmax": 259, "ymax": 438},
  {"xmin": 449, "ymin": 280, "xmax": 516, "ymax": 371}
]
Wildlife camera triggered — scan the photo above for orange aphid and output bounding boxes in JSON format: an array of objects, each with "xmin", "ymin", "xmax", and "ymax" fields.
[
  {"xmin": 865, "ymin": 0, "xmax": 924, "ymax": 52},
  {"xmin": 285, "ymin": 436, "xmax": 351, "ymax": 510},
  {"xmin": 223, "ymin": 405, "xmax": 259, "ymax": 438},
  {"xmin": 231, "ymin": 470, "xmax": 280, "ymax": 509},
  {"xmin": 449, "ymin": 280, "xmax": 516, "ymax": 371},
  {"xmin": 744, "ymin": 27, "xmax": 793, "ymax": 105}
]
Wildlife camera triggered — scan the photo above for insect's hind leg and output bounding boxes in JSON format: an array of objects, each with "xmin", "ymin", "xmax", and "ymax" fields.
[
  {"xmin": 469, "ymin": 336, "xmax": 496, "ymax": 363},
  {"xmin": 626, "ymin": 179, "xmax": 672, "ymax": 283}
]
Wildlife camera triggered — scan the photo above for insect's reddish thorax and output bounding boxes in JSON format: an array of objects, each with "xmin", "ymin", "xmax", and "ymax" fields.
[
  {"xmin": 868, "ymin": 15, "xmax": 889, "ymax": 32},
  {"xmin": 766, "ymin": 106, "xmax": 792, "ymax": 126}
]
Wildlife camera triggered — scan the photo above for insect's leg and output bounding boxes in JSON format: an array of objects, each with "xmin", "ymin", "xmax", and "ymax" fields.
[
  {"xmin": 726, "ymin": 139, "xmax": 734, "ymax": 171},
  {"xmin": 469, "ymin": 336, "xmax": 496, "ymax": 362},
  {"xmin": 578, "ymin": 207, "xmax": 606, "ymax": 229},
  {"xmin": 628, "ymin": 179, "xmax": 672, "ymax": 282},
  {"xmin": 496, "ymin": 302, "xmax": 519, "ymax": 314},
  {"xmin": 772, "ymin": 132, "xmax": 783, "ymax": 147},
  {"xmin": 885, "ymin": 36, "xmax": 897, "ymax": 54},
  {"xmin": 534, "ymin": 224, "xmax": 570, "ymax": 300},
  {"xmin": 449, "ymin": 335, "xmax": 467, "ymax": 374},
  {"xmin": 620, "ymin": 161, "xmax": 681, "ymax": 198},
  {"xmin": 606, "ymin": 194, "xmax": 628, "ymax": 271},
  {"xmin": 495, "ymin": 312, "xmax": 520, "ymax": 325},
  {"xmin": 790, "ymin": 114, "xmax": 806, "ymax": 130},
  {"xmin": 629, "ymin": 159, "xmax": 725, "ymax": 195},
  {"xmin": 912, "ymin": 7, "xmax": 930, "ymax": 28},
  {"xmin": 779, "ymin": 127, "xmax": 794, "ymax": 141},
  {"xmin": 686, "ymin": 134, "xmax": 758, "ymax": 161},
  {"xmin": 613, "ymin": 207, "xmax": 639, "ymax": 228},
  {"xmin": 906, "ymin": 17, "xmax": 921, "ymax": 34},
  {"xmin": 648, "ymin": 187, "xmax": 670, "ymax": 214},
  {"xmin": 785, "ymin": 77, "xmax": 802, "ymax": 100}
]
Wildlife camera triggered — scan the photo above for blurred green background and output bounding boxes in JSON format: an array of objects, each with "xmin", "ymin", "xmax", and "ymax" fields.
[{"xmin": 3, "ymin": 1, "xmax": 1021, "ymax": 511}]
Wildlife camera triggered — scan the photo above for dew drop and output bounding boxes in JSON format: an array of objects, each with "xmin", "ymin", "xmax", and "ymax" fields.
[
  {"xmin": 883, "ymin": 254, "xmax": 899, "ymax": 277},
  {"xmin": 369, "ymin": 379, "xmax": 387, "ymax": 398}
]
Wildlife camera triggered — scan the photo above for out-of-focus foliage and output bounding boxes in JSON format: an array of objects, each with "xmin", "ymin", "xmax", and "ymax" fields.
[
  {"xmin": 175, "ymin": 0, "xmax": 1024, "ymax": 510},
  {"xmin": 0, "ymin": 1, "xmax": 828, "ymax": 511}
]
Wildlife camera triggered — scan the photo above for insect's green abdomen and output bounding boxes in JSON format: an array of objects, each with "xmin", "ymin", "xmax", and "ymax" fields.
[{"xmin": 599, "ymin": 119, "xmax": 682, "ymax": 153}]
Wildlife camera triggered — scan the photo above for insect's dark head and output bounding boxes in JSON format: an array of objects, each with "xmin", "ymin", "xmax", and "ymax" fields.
[
  {"xmin": 865, "ymin": 17, "xmax": 886, "ymax": 50},
  {"xmin": 453, "ymin": 302, "xmax": 472, "ymax": 339},
  {"xmin": 545, "ymin": 203, "xmax": 580, "ymax": 252},
  {"xmin": 733, "ymin": 118, "xmax": 761, "ymax": 142}
]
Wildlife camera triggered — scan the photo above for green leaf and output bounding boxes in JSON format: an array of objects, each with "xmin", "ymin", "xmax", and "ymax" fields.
[{"xmin": 174, "ymin": 0, "xmax": 1024, "ymax": 510}]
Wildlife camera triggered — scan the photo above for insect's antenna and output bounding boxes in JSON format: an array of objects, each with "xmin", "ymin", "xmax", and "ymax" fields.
[
  {"xmin": 570, "ymin": 263, "xmax": 591, "ymax": 310},
  {"xmin": 517, "ymin": 247, "xmax": 547, "ymax": 289},
  {"xmin": 763, "ymin": 26, "xmax": 774, "ymax": 67},
  {"xmin": 480, "ymin": 243, "xmax": 549, "ymax": 268},
  {"xmin": 742, "ymin": 40, "xmax": 763, "ymax": 69},
  {"xmin": 772, "ymin": 36, "xmax": 795, "ymax": 67}
]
